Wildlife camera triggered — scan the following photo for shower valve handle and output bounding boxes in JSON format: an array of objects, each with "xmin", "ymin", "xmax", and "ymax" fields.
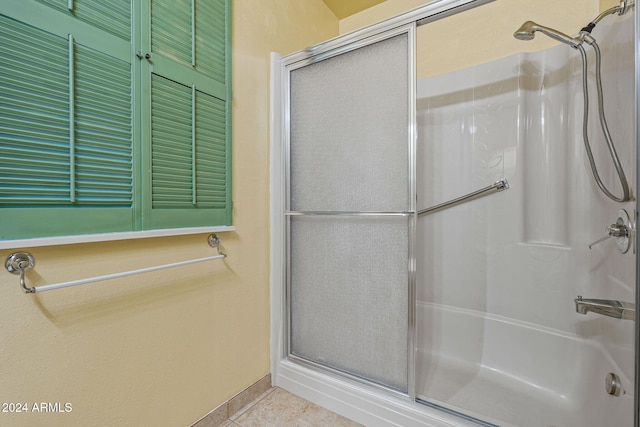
[
  {"xmin": 588, "ymin": 224, "xmax": 628, "ymax": 248},
  {"xmin": 588, "ymin": 210, "xmax": 632, "ymax": 253}
]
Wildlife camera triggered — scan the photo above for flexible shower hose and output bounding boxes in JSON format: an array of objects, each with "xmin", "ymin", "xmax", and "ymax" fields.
[{"xmin": 576, "ymin": 40, "xmax": 632, "ymax": 202}]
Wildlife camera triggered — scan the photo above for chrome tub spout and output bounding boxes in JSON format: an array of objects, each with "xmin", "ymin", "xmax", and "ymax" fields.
[{"xmin": 575, "ymin": 296, "xmax": 635, "ymax": 320}]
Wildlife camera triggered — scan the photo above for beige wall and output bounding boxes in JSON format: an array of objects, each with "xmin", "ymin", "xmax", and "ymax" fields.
[
  {"xmin": 602, "ymin": 0, "xmax": 623, "ymax": 9},
  {"xmin": 0, "ymin": 2, "xmax": 337, "ymax": 426},
  {"xmin": 341, "ymin": 0, "xmax": 603, "ymax": 78}
]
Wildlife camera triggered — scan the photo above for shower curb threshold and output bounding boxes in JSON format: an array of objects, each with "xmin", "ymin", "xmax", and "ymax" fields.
[{"xmin": 275, "ymin": 360, "xmax": 488, "ymax": 427}]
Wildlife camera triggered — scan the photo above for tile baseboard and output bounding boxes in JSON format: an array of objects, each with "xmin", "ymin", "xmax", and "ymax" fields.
[{"xmin": 191, "ymin": 374, "xmax": 272, "ymax": 427}]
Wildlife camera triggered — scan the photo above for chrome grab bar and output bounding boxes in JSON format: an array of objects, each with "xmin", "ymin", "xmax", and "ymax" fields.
[
  {"xmin": 574, "ymin": 295, "xmax": 635, "ymax": 320},
  {"xmin": 418, "ymin": 179, "xmax": 510, "ymax": 217},
  {"xmin": 4, "ymin": 234, "xmax": 227, "ymax": 294}
]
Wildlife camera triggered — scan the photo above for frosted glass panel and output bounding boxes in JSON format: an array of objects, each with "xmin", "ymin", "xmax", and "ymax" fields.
[
  {"xmin": 290, "ymin": 216, "xmax": 409, "ymax": 391},
  {"xmin": 289, "ymin": 33, "xmax": 409, "ymax": 212}
]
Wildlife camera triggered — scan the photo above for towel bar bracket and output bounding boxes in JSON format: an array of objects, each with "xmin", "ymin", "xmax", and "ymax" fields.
[
  {"xmin": 5, "ymin": 252, "xmax": 36, "ymax": 293},
  {"xmin": 208, "ymin": 233, "xmax": 227, "ymax": 256}
]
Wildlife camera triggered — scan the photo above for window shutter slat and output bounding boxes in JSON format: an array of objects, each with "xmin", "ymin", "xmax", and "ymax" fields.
[
  {"xmin": 151, "ymin": 0, "xmax": 226, "ymax": 83},
  {"xmin": 0, "ymin": 15, "xmax": 71, "ymax": 205},
  {"xmin": 195, "ymin": 90, "xmax": 227, "ymax": 208},
  {"xmin": 150, "ymin": 77, "xmax": 228, "ymax": 210},
  {"xmin": 35, "ymin": 0, "xmax": 131, "ymax": 41},
  {"xmin": 0, "ymin": 15, "xmax": 133, "ymax": 208},
  {"xmin": 74, "ymin": 43, "xmax": 133, "ymax": 205},
  {"xmin": 195, "ymin": 0, "xmax": 226, "ymax": 83},
  {"xmin": 151, "ymin": 0, "xmax": 192, "ymax": 66},
  {"xmin": 151, "ymin": 75, "xmax": 193, "ymax": 208}
]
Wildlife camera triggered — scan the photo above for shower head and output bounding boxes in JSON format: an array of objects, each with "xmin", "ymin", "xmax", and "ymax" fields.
[
  {"xmin": 513, "ymin": 21, "xmax": 536, "ymax": 41},
  {"xmin": 513, "ymin": 21, "xmax": 581, "ymax": 48}
]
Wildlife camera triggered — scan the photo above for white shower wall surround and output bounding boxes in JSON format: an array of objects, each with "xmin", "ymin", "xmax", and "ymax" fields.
[{"xmin": 416, "ymin": 13, "xmax": 634, "ymax": 427}]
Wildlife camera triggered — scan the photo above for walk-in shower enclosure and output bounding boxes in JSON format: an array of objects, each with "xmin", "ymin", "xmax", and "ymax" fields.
[{"xmin": 271, "ymin": 0, "xmax": 640, "ymax": 426}]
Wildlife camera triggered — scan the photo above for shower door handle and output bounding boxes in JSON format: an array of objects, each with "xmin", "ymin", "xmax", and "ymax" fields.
[{"xmin": 417, "ymin": 179, "xmax": 509, "ymax": 217}]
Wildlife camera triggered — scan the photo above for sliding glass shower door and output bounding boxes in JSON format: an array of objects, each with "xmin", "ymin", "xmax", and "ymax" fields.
[{"xmin": 284, "ymin": 26, "xmax": 415, "ymax": 392}]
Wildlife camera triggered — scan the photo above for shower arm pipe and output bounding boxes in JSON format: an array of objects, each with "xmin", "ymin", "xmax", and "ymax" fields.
[
  {"xmin": 582, "ymin": 0, "xmax": 634, "ymax": 32},
  {"xmin": 418, "ymin": 179, "xmax": 509, "ymax": 216},
  {"xmin": 4, "ymin": 234, "xmax": 228, "ymax": 294}
]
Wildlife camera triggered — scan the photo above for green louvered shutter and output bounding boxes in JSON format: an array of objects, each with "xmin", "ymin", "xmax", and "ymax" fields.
[
  {"xmin": 0, "ymin": 2, "xmax": 134, "ymax": 239},
  {"xmin": 0, "ymin": 0, "xmax": 230, "ymax": 240},
  {"xmin": 145, "ymin": 0, "xmax": 231, "ymax": 229}
]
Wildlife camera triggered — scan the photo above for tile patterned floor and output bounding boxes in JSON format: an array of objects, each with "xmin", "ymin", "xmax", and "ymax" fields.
[{"xmin": 222, "ymin": 387, "xmax": 362, "ymax": 427}]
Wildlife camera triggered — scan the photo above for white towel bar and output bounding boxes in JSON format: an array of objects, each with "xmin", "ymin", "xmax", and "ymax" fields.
[{"xmin": 4, "ymin": 234, "xmax": 227, "ymax": 294}]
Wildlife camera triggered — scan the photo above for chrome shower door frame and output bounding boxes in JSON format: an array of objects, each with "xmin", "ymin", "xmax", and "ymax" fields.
[{"xmin": 635, "ymin": 3, "xmax": 640, "ymax": 426}]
